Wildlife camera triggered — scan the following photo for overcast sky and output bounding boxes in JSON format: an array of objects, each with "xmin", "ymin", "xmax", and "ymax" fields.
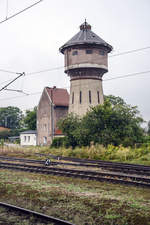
[{"xmin": 0, "ymin": 0, "xmax": 150, "ymax": 124}]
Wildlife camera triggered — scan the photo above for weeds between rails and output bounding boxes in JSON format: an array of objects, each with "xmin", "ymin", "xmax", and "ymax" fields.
[{"xmin": 1, "ymin": 161, "xmax": 150, "ymax": 188}]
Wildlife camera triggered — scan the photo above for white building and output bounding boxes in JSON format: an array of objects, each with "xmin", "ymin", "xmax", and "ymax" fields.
[{"xmin": 20, "ymin": 130, "xmax": 37, "ymax": 146}]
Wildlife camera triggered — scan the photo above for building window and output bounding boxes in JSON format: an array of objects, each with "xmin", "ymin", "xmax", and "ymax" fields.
[
  {"xmin": 72, "ymin": 50, "xmax": 78, "ymax": 55},
  {"xmin": 86, "ymin": 49, "xmax": 92, "ymax": 54},
  {"xmin": 28, "ymin": 136, "xmax": 30, "ymax": 142},
  {"xmin": 43, "ymin": 136, "xmax": 47, "ymax": 145},
  {"xmin": 99, "ymin": 50, "xmax": 105, "ymax": 55},
  {"xmin": 89, "ymin": 90, "xmax": 91, "ymax": 104},
  {"xmin": 97, "ymin": 91, "xmax": 100, "ymax": 103},
  {"xmin": 44, "ymin": 124, "xmax": 47, "ymax": 131},
  {"xmin": 24, "ymin": 136, "xmax": 26, "ymax": 142},
  {"xmin": 72, "ymin": 92, "xmax": 74, "ymax": 104},
  {"xmin": 79, "ymin": 91, "xmax": 82, "ymax": 104}
]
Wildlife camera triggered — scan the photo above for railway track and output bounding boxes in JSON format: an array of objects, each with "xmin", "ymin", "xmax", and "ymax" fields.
[
  {"xmin": 0, "ymin": 202, "xmax": 75, "ymax": 225},
  {"xmin": 0, "ymin": 161, "xmax": 150, "ymax": 188},
  {"xmin": 35, "ymin": 153, "xmax": 150, "ymax": 175},
  {"xmin": 1, "ymin": 155, "xmax": 150, "ymax": 176}
]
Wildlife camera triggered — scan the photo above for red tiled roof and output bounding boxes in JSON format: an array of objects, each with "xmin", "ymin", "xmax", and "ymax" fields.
[
  {"xmin": 55, "ymin": 129, "xmax": 63, "ymax": 135},
  {"xmin": 45, "ymin": 87, "xmax": 69, "ymax": 107},
  {"xmin": 0, "ymin": 127, "xmax": 10, "ymax": 132}
]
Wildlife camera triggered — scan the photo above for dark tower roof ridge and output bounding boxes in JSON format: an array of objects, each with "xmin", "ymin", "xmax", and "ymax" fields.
[
  {"xmin": 59, "ymin": 21, "xmax": 113, "ymax": 54},
  {"xmin": 80, "ymin": 20, "xmax": 91, "ymax": 30}
]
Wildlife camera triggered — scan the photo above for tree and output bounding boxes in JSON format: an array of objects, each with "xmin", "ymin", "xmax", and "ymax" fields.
[
  {"xmin": 104, "ymin": 95, "xmax": 125, "ymax": 106},
  {"xmin": 147, "ymin": 121, "xmax": 150, "ymax": 135},
  {"xmin": 58, "ymin": 95, "xmax": 145, "ymax": 147},
  {"xmin": 0, "ymin": 106, "xmax": 23, "ymax": 129},
  {"xmin": 23, "ymin": 107, "xmax": 37, "ymax": 130},
  {"xmin": 81, "ymin": 99, "xmax": 144, "ymax": 146},
  {"xmin": 58, "ymin": 113, "xmax": 81, "ymax": 148}
]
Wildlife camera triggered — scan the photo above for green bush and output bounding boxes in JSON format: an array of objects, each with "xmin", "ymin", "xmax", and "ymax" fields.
[
  {"xmin": 0, "ymin": 130, "xmax": 11, "ymax": 139},
  {"xmin": 0, "ymin": 139, "xmax": 4, "ymax": 148},
  {"xmin": 51, "ymin": 137, "xmax": 67, "ymax": 148},
  {"xmin": 58, "ymin": 96, "xmax": 145, "ymax": 148},
  {"xmin": 45, "ymin": 142, "xmax": 150, "ymax": 165}
]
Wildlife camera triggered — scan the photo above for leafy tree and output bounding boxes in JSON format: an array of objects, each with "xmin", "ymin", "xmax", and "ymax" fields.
[
  {"xmin": 58, "ymin": 113, "xmax": 80, "ymax": 148},
  {"xmin": 147, "ymin": 121, "xmax": 150, "ymax": 135},
  {"xmin": 81, "ymin": 99, "xmax": 144, "ymax": 146},
  {"xmin": 0, "ymin": 106, "xmax": 23, "ymax": 129},
  {"xmin": 105, "ymin": 95, "xmax": 125, "ymax": 106},
  {"xmin": 58, "ymin": 95, "xmax": 145, "ymax": 147},
  {"xmin": 23, "ymin": 107, "xmax": 37, "ymax": 130}
]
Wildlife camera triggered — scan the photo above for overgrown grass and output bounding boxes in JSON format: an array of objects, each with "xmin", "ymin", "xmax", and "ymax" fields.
[
  {"xmin": 39, "ymin": 143, "xmax": 150, "ymax": 165},
  {"xmin": 0, "ymin": 170, "xmax": 150, "ymax": 225},
  {"xmin": 0, "ymin": 145, "xmax": 150, "ymax": 224},
  {"xmin": 1, "ymin": 143, "xmax": 150, "ymax": 165}
]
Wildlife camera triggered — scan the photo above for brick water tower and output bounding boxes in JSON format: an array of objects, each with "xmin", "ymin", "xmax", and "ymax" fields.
[{"xmin": 59, "ymin": 21, "xmax": 113, "ymax": 116}]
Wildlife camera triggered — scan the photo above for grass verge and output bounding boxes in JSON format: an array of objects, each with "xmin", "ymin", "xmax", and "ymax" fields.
[{"xmin": 0, "ymin": 169, "xmax": 150, "ymax": 225}]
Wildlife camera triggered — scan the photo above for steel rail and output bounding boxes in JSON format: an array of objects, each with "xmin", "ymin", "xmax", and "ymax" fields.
[
  {"xmin": 0, "ymin": 202, "xmax": 75, "ymax": 225},
  {"xmin": 1, "ymin": 155, "xmax": 150, "ymax": 169},
  {"xmin": 0, "ymin": 156, "xmax": 150, "ymax": 171},
  {"xmin": 35, "ymin": 153, "xmax": 150, "ymax": 169},
  {"xmin": 0, "ymin": 156, "xmax": 45, "ymax": 164},
  {"xmin": 1, "ymin": 161, "xmax": 150, "ymax": 181},
  {"xmin": 0, "ymin": 162, "xmax": 150, "ymax": 188},
  {"xmin": 1, "ymin": 155, "xmax": 150, "ymax": 175}
]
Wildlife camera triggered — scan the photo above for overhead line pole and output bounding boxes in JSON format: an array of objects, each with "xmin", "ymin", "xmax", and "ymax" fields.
[
  {"xmin": 0, "ymin": 72, "xmax": 25, "ymax": 92},
  {"xmin": 0, "ymin": 0, "xmax": 44, "ymax": 25}
]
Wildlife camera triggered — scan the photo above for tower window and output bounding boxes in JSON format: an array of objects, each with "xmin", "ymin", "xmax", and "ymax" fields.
[
  {"xmin": 86, "ymin": 49, "xmax": 93, "ymax": 54},
  {"xmin": 97, "ymin": 91, "xmax": 100, "ymax": 103},
  {"xmin": 89, "ymin": 90, "xmax": 92, "ymax": 104},
  {"xmin": 72, "ymin": 92, "xmax": 74, "ymax": 104},
  {"xmin": 72, "ymin": 50, "xmax": 78, "ymax": 55},
  {"xmin": 99, "ymin": 50, "xmax": 105, "ymax": 55},
  {"xmin": 79, "ymin": 91, "xmax": 82, "ymax": 104}
]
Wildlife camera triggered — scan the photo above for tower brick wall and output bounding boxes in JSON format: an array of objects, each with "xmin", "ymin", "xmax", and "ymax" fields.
[
  {"xmin": 60, "ymin": 21, "xmax": 112, "ymax": 116},
  {"xmin": 69, "ymin": 78, "xmax": 104, "ymax": 116},
  {"xmin": 64, "ymin": 48, "xmax": 108, "ymax": 71}
]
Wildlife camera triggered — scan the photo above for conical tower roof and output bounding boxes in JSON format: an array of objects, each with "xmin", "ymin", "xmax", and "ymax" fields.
[{"xmin": 59, "ymin": 21, "xmax": 113, "ymax": 53}]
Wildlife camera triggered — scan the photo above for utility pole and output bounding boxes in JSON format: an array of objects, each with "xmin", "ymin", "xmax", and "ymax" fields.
[{"xmin": 0, "ymin": 72, "xmax": 25, "ymax": 92}]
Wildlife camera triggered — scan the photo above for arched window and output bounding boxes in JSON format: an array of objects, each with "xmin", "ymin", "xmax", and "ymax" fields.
[
  {"xmin": 72, "ymin": 50, "xmax": 78, "ymax": 55},
  {"xmin": 97, "ymin": 91, "xmax": 100, "ymax": 103},
  {"xmin": 86, "ymin": 49, "xmax": 93, "ymax": 54},
  {"xmin": 89, "ymin": 90, "xmax": 91, "ymax": 104},
  {"xmin": 72, "ymin": 92, "xmax": 74, "ymax": 104},
  {"xmin": 99, "ymin": 50, "xmax": 105, "ymax": 55},
  {"xmin": 80, "ymin": 91, "xmax": 82, "ymax": 104}
]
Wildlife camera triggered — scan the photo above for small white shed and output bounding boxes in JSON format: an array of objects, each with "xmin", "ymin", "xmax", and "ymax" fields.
[{"xmin": 20, "ymin": 130, "xmax": 37, "ymax": 146}]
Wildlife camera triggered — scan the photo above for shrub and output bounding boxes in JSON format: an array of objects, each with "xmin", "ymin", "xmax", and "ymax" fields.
[{"xmin": 51, "ymin": 137, "xmax": 67, "ymax": 148}]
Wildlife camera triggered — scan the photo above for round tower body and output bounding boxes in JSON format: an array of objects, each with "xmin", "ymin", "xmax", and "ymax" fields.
[{"xmin": 60, "ymin": 21, "xmax": 112, "ymax": 116}]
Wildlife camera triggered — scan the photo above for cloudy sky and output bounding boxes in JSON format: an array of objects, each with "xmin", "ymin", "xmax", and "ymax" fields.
[{"xmin": 0, "ymin": 0, "xmax": 150, "ymax": 124}]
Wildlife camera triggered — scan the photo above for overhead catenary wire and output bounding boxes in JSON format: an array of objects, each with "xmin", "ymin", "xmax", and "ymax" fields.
[
  {"xmin": 109, "ymin": 46, "xmax": 150, "ymax": 57},
  {"xmin": 0, "ymin": 72, "xmax": 25, "ymax": 92},
  {"xmin": 1, "ymin": 45, "xmax": 150, "ymax": 98},
  {"xmin": 5, "ymin": 0, "xmax": 8, "ymax": 19},
  {"xmin": 0, "ymin": 44, "xmax": 150, "ymax": 79},
  {"xmin": 26, "ymin": 66, "xmax": 64, "ymax": 76},
  {"xmin": 0, "ymin": 69, "xmax": 150, "ymax": 102},
  {"xmin": 103, "ymin": 70, "xmax": 150, "ymax": 81},
  {"xmin": 0, "ymin": 69, "xmax": 18, "ymax": 74},
  {"xmin": 4, "ymin": 88, "xmax": 29, "ymax": 96},
  {"xmin": 0, "ymin": 91, "xmax": 42, "ymax": 101},
  {"xmin": 0, "ymin": 79, "xmax": 14, "ymax": 86},
  {"xmin": 0, "ymin": 0, "xmax": 44, "ymax": 25},
  {"xmin": 25, "ymin": 45, "xmax": 150, "ymax": 76}
]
